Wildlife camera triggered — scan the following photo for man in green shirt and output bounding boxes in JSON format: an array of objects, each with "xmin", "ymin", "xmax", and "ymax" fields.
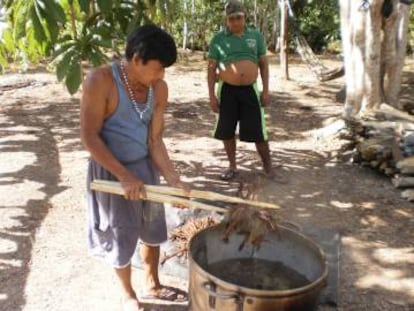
[{"xmin": 208, "ymin": 0, "xmax": 278, "ymax": 181}]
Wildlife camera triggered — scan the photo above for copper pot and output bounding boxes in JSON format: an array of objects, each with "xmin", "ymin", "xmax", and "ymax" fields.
[{"xmin": 188, "ymin": 224, "xmax": 328, "ymax": 311}]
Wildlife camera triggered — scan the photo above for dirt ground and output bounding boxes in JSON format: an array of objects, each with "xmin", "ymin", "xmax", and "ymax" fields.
[{"xmin": 0, "ymin": 52, "xmax": 413, "ymax": 311}]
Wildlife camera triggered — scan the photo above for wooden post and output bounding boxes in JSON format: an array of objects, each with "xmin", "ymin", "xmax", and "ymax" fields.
[
  {"xmin": 280, "ymin": 0, "xmax": 289, "ymax": 80},
  {"xmin": 271, "ymin": 0, "xmax": 280, "ymax": 52}
]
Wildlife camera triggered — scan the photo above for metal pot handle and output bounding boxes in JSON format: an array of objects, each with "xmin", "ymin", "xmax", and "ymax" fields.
[
  {"xmin": 202, "ymin": 281, "xmax": 241, "ymax": 300},
  {"xmin": 202, "ymin": 281, "xmax": 244, "ymax": 311}
]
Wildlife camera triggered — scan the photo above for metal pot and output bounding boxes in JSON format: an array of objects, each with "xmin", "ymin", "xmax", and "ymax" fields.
[{"xmin": 188, "ymin": 224, "xmax": 328, "ymax": 311}]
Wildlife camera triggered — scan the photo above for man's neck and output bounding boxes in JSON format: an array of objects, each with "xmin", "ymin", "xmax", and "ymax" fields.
[
  {"xmin": 227, "ymin": 26, "xmax": 246, "ymax": 36},
  {"xmin": 122, "ymin": 61, "xmax": 148, "ymax": 93}
]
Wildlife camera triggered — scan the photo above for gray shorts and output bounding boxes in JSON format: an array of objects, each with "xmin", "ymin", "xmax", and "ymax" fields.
[{"xmin": 86, "ymin": 157, "xmax": 167, "ymax": 268}]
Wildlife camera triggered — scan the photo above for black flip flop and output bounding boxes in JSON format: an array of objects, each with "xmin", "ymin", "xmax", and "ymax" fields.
[{"xmin": 220, "ymin": 169, "xmax": 238, "ymax": 181}]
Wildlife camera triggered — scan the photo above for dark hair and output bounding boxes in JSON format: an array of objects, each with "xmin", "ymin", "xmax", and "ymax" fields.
[{"xmin": 125, "ymin": 24, "xmax": 177, "ymax": 67}]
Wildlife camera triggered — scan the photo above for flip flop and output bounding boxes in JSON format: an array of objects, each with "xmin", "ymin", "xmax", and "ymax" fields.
[
  {"xmin": 140, "ymin": 286, "xmax": 188, "ymax": 303},
  {"xmin": 220, "ymin": 169, "xmax": 238, "ymax": 181}
]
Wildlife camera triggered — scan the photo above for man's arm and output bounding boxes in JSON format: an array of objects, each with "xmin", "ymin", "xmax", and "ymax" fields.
[
  {"xmin": 80, "ymin": 68, "xmax": 145, "ymax": 199},
  {"xmin": 258, "ymin": 54, "xmax": 270, "ymax": 106},
  {"xmin": 207, "ymin": 59, "xmax": 219, "ymax": 113},
  {"xmin": 148, "ymin": 79, "xmax": 186, "ymax": 188}
]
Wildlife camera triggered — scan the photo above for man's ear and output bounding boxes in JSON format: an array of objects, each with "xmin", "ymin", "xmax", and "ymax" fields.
[{"xmin": 132, "ymin": 54, "xmax": 142, "ymax": 66}]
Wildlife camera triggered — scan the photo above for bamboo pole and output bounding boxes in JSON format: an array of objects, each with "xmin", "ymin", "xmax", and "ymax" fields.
[
  {"xmin": 92, "ymin": 179, "xmax": 281, "ymax": 210},
  {"xmin": 90, "ymin": 180, "xmax": 227, "ymax": 214}
]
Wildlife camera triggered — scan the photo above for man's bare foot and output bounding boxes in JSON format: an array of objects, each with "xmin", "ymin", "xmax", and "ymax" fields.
[
  {"xmin": 263, "ymin": 169, "xmax": 288, "ymax": 184},
  {"xmin": 122, "ymin": 295, "xmax": 142, "ymax": 311}
]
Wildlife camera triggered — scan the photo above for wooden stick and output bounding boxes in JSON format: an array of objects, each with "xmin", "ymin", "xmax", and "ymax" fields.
[
  {"xmin": 377, "ymin": 103, "xmax": 414, "ymax": 123},
  {"xmin": 90, "ymin": 180, "xmax": 227, "ymax": 213},
  {"xmin": 401, "ymin": 189, "xmax": 414, "ymax": 201},
  {"xmin": 92, "ymin": 179, "xmax": 281, "ymax": 210},
  {"xmin": 392, "ymin": 176, "xmax": 414, "ymax": 188}
]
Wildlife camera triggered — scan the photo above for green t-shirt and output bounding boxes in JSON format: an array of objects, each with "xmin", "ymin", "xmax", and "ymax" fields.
[{"xmin": 208, "ymin": 27, "xmax": 266, "ymax": 69}]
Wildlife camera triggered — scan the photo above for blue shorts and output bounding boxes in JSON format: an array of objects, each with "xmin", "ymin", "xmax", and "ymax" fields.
[{"xmin": 86, "ymin": 157, "xmax": 167, "ymax": 268}]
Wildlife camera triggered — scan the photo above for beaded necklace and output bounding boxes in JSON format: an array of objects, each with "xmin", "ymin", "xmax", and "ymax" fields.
[{"xmin": 120, "ymin": 61, "xmax": 151, "ymax": 119}]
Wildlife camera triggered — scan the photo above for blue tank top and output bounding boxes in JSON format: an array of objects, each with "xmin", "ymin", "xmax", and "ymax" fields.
[{"xmin": 100, "ymin": 62, "xmax": 154, "ymax": 163}]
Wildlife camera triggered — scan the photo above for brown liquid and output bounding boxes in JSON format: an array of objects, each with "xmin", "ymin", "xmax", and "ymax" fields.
[{"xmin": 207, "ymin": 258, "xmax": 310, "ymax": 290}]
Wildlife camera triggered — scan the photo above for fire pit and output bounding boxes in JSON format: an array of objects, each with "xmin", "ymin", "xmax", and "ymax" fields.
[{"xmin": 188, "ymin": 223, "xmax": 328, "ymax": 311}]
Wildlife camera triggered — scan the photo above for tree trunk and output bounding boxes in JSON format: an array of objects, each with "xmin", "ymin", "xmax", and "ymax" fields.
[
  {"xmin": 262, "ymin": 6, "xmax": 268, "ymax": 44},
  {"xmin": 254, "ymin": 0, "xmax": 258, "ymax": 28},
  {"xmin": 363, "ymin": 0, "xmax": 382, "ymax": 111},
  {"xmin": 280, "ymin": 0, "xmax": 289, "ymax": 80},
  {"xmin": 383, "ymin": 1, "xmax": 410, "ymax": 108},
  {"xmin": 271, "ymin": 0, "xmax": 280, "ymax": 52},
  {"xmin": 190, "ymin": 0, "xmax": 195, "ymax": 51},
  {"xmin": 182, "ymin": 0, "xmax": 188, "ymax": 50},
  {"xmin": 161, "ymin": 0, "xmax": 170, "ymax": 33},
  {"xmin": 69, "ymin": 2, "xmax": 77, "ymax": 40},
  {"xmin": 340, "ymin": 0, "xmax": 355, "ymax": 117},
  {"xmin": 340, "ymin": 0, "xmax": 409, "ymax": 118}
]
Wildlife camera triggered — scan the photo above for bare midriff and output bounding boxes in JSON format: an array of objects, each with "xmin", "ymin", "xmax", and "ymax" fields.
[{"xmin": 218, "ymin": 60, "xmax": 258, "ymax": 86}]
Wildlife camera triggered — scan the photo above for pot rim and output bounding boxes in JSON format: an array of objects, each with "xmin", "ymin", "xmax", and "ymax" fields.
[{"xmin": 188, "ymin": 224, "xmax": 328, "ymax": 298}]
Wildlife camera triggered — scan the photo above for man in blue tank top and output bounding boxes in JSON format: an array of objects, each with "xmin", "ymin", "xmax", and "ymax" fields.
[{"xmin": 81, "ymin": 25, "xmax": 188, "ymax": 310}]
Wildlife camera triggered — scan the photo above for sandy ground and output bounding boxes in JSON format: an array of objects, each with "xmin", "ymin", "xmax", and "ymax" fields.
[{"xmin": 0, "ymin": 52, "xmax": 413, "ymax": 311}]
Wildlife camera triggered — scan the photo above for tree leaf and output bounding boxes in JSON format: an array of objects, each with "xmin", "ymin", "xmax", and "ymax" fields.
[
  {"xmin": 30, "ymin": 5, "xmax": 47, "ymax": 43},
  {"xmin": 2, "ymin": 28, "xmax": 16, "ymax": 52},
  {"xmin": 89, "ymin": 25, "xmax": 112, "ymax": 37},
  {"xmin": 13, "ymin": 0, "xmax": 29, "ymax": 40},
  {"xmin": 36, "ymin": 1, "xmax": 62, "ymax": 43},
  {"xmin": 46, "ymin": 21, "xmax": 59, "ymax": 43},
  {"xmin": 65, "ymin": 59, "xmax": 82, "ymax": 95},
  {"xmin": 78, "ymin": 0, "xmax": 90, "ymax": 14},
  {"xmin": 96, "ymin": 0, "xmax": 113, "ymax": 13},
  {"xmin": 42, "ymin": 0, "xmax": 66, "ymax": 24},
  {"xmin": 95, "ymin": 38, "xmax": 113, "ymax": 48},
  {"xmin": 0, "ymin": 45, "xmax": 8, "ymax": 72},
  {"xmin": 53, "ymin": 41, "xmax": 76, "ymax": 58},
  {"xmin": 56, "ymin": 48, "xmax": 77, "ymax": 81},
  {"xmin": 88, "ymin": 47, "xmax": 107, "ymax": 67},
  {"xmin": 25, "ymin": 27, "xmax": 44, "ymax": 62}
]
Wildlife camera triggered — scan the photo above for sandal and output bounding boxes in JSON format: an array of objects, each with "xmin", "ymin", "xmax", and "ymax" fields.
[
  {"xmin": 140, "ymin": 286, "xmax": 188, "ymax": 303},
  {"xmin": 220, "ymin": 169, "xmax": 238, "ymax": 181}
]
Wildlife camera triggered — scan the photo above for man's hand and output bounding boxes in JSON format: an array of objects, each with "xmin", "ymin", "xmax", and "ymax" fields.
[
  {"xmin": 209, "ymin": 96, "xmax": 220, "ymax": 113},
  {"xmin": 170, "ymin": 179, "xmax": 191, "ymax": 209},
  {"xmin": 260, "ymin": 91, "xmax": 270, "ymax": 107},
  {"xmin": 120, "ymin": 175, "xmax": 146, "ymax": 201},
  {"xmin": 171, "ymin": 180, "xmax": 191, "ymax": 197}
]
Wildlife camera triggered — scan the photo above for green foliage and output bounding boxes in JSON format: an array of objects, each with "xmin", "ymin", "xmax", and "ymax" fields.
[
  {"xmin": 96, "ymin": 0, "xmax": 113, "ymax": 13},
  {"xmin": 53, "ymin": 24, "xmax": 112, "ymax": 94},
  {"xmin": 78, "ymin": 0, "xmax": 90, "ymax": 14},
  {"xmin": 9, "ymin": 0, "xmax": 66, "ymax": 53},
  {"xmin": 291, "ymin": 0, "xmax": 340, "ymax": 53},
  {"xmin": 0, "ymin": 0, "xmax": 411, "ymax": 94}
]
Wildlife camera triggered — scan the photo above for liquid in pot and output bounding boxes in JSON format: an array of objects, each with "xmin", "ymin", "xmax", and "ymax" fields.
[{"xmin": 207, "ymin": 258, "xmax": 311, "ymax": 290}]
